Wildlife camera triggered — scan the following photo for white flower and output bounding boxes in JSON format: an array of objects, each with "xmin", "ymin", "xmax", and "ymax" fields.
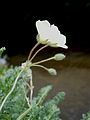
[{"xmin": 36, "ymin": 20, "xmax": 68, "ymax": 48}]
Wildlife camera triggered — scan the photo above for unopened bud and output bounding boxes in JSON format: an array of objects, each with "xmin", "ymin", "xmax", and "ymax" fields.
[
  {"xmin": 54, "ymin": 53, "xmax": 65, "ymax": 61},
  {"xmin": 48, "ymin": 68, "xmax": 57, "ymax": 75}
]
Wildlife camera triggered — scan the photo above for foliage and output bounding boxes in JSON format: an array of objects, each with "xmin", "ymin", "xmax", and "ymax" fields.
[
  {"xmin": 25, "ymin": 86, "xmax": 65, "ymax": 120},
  {"xmin": 0, "ymin": 65, "xmax": 65, "ymax": 120},
  {"xmin": 0, "ymin": 66, "xmax": 28, "ymax": 120},
  {"xmin": 0, "ymin": 47, "xmax": 6, "ymax": 57},
  {"xmin": 81, "ymin": 111, "xmax": 90, "ymax": 120}
]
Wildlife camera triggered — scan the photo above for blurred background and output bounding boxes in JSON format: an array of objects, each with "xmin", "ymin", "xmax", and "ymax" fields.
[{"xmin": 0, "ymin": 0, "xmax": 90, "ymax": 120}]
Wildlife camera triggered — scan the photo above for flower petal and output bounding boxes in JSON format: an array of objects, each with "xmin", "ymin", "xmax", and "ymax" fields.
[
  {"xmin": 36, "ymin": 20, "xmax": 68, "ymax": 49},
  {"xmin": 36, "ymin": 20, "xmax": 50, "ymax": 40}
]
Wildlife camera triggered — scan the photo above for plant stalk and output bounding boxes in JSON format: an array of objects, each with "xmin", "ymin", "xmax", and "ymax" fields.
[
  {"xmin": 29, "ymin": 73, "xmax": 34, "ymax": 104},
  {"xmin": 28, "ymin": 42, "xmax": 40, "ymax": 60},
  {"xmin": 0, "ymin": 68, "xmax": 25, "ymax": 112},
  {"xmin": 32, "ymin": 57, "xmax": 54, "ymax": 65},
  {"xmin": 30, "ymin": 44, "xmax": 48, "ymax": 61}
]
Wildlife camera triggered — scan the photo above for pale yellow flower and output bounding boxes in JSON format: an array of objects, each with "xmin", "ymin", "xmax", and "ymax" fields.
[{"xmin": 36, "ymin": 20, "xmax": 68, "ymax": 48}]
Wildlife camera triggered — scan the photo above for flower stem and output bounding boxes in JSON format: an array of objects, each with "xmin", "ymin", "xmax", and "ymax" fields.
[
  {"xmin": 31, "ymin": 64, "xmax": 48, "ymax": 71},
  {"xmin": 28, "ymin": 42, "xmax": 40, "ymax": 60},
  {"xmin": 32, "ymin": 56, "xmax": 54, "ymax": 65},
  {"xmin": 29, "ymin": 74, "xmax": 34, "ymax": 104},
  {"xmin": 30, "ymin": 44, "xmax": 48, "ymax": 62},
  {"xmin": 16, "ymin": 107, "xmax": 32, "ymax": 120},
  {"xmin": 0, "ymin": 68, "xmax": 24, "ymax": 112},
  {"xmin": 23, "ymin": 86, "xmax": 31, "ymax": 108}
]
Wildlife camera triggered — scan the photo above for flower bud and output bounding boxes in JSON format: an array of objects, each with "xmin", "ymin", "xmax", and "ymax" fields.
[
  {"xmin": 54, "ymin": 53, "xmax": 65, "ymax": 61},
  {"xmin": 48, "ymin": 68, "xmax": 57, "ymax": 75}
]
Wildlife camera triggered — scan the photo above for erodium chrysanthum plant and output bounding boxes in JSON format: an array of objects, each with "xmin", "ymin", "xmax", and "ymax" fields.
[{"xmin": 0, "ymin": 20, "xmax": 68, "ymax": 120}]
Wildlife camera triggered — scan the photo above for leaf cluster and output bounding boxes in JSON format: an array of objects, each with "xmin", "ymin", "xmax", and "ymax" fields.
[
  {"xmin": 81, "ymin": 111, "xmax": 90, "ymax": 120},
  {"xmin": 0, "ymin": 66, "xmax": 65, "ymax": 120}
]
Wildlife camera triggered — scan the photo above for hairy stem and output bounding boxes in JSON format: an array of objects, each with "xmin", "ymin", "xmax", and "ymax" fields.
[
  {"xmin": 23, "ymin": 87, "xmax": 31, "ymax": 108},
  {"xmin": 28, "ymin": 42, "xmax": 40, "ymax": 60},
  {"xmin": 0, "ymin": 68, "xmax": 25, "ymax": 112},
  {"xmin": 30, "ymin": 44, "xmax": 48, "ymax": 61},
  {"xmin": 16, "ymin": 107, "xmax": 32, "ymax": 120},
  {"xmin": 32, "ymin": 56, "xmax": 54, "ymax": 65},
  {"xmin": 29, "ymin": 74, "xmax": 34, "ymax": 104},
  {"xmin": 31, "ymin": 64, "xmax": 48, "ymax": 71}
]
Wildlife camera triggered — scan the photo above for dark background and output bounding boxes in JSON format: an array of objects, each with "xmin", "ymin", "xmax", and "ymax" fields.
[{"xmin": 0, "ymin": 0, "xmax": 90, "ymax": 55}]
